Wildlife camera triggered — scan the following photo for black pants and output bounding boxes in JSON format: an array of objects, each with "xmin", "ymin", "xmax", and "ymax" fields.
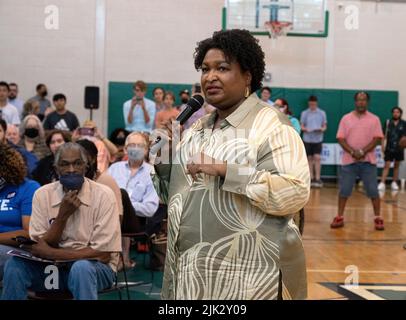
[{"xmin": 120, "ymin": 189, "xmax": 167, "ymax": 236}]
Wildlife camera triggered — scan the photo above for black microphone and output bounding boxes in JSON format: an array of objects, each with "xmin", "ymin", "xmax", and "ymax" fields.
[
  {"xmin": 150, "ymin": 94, "xmax": 205, "ymax": 156},
  {"xmin": 176, "ymin": 94, "xmax": 205, "ymax": 125}
]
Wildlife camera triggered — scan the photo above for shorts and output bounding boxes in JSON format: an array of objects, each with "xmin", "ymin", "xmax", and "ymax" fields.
[
  {"xmin": 304, "ymin": 142, "xmax": 322, "ymax": 156},
  {"xmin": 339, "ymin": 162, "xmax": 379, "ymax": 199},
  {"xmin": 384, "ymin": 149, "xmax": 404, "ymax": 162}
]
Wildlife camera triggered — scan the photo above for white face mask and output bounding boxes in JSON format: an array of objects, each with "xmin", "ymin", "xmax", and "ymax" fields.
[{"xmin": 127, "ymin": 147, "xmax": 145, "ymax": 161}]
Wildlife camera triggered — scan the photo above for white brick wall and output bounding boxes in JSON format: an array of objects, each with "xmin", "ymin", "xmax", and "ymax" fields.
[{"xmin": 0, "ymin": 0, "xmax": 405, "ymax": 134}]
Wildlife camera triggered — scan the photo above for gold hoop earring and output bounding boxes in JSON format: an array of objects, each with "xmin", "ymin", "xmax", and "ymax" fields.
[{"xmin": 245, "ymin": 87, "xmax": 250, "ymax": 98}]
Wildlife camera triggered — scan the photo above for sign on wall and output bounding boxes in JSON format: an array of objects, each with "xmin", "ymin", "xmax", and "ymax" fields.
[{"xmin": 321, "ymin": 143, "xmax": 388, "ymax": 168}]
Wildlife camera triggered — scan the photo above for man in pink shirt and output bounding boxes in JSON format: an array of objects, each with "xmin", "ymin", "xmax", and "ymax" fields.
[{"xmin": 331, "ymin": 92, "xmax": 385, "ymax": 230}]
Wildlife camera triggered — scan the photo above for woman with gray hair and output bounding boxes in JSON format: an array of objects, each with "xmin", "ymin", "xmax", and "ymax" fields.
[{"xmin": 17, "ymin": 114, "xmax": 50, "ymax": 162}]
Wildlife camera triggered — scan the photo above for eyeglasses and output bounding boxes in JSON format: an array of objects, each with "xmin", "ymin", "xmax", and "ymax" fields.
[
  {"xmin": 126, "ymin": 143, "xmax": 146, "ymax": 148},
  {"xmin": 58, "ymin": 159, "xmax": 86, "ymax": 170}
]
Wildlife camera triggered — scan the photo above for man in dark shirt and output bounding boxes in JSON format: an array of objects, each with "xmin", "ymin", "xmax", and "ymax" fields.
[
  {"xmin": 378, "ymin": 106, "xmax": 406, "ymax": 191},
  {"xmin": 27, "ymin": 84, "xmax": 52, "ymax": 120},
  {"xmin": 43, "ymin": 94, "xmax": 80, "ymax": 132}
]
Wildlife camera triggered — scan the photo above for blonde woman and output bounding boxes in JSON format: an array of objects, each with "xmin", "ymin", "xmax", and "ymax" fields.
[{"xmin": 18, "ymin": 115, "xmax": 50, "ymax": 161}]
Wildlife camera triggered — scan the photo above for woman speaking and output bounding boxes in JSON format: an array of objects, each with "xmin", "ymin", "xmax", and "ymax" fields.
[{"xmin": 155, "ymin": 29, "xmax": 310, "ymax": 300}]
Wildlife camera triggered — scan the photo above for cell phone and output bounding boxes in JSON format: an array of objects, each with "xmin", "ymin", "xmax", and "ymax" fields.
[
  {"xmin": 78, "ymin": 127, "xmax": 95, "ymax": 136},
  {"xmin": 12, "ymin": 236, "xmax": 37, "ymax": 246},
  {"xmin": 135, "ymin": 96, "xmax": 143, "ymax": 102}
]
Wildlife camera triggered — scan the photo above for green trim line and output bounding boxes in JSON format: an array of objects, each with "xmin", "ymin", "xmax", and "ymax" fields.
[
  {"xmin": 222, "ymin": 7, "xmax": 227, "ymax": 31},
  {"xmin": 222, "ymin": 7, "xmax": 329, "ymax": 38}
]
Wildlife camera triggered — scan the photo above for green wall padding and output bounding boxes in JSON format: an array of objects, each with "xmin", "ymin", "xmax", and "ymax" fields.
[
  {"xmin": 108, "ymin": 82, "xmax": 398, "ymax": 177},
  {"xmin": 108, "ymin": 82, "xmax": 192, "ymax": 136},
  {"xmin": 270, "ymin": 87, "xmax": 398, "ymax": 176}
]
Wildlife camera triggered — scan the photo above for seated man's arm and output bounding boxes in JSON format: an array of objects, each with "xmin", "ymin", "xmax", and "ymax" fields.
[
  {"xmin": 30, "ymin": 190, "xmax": 81, "ymax": 248},
  {"xmin": 131, "ymin": 179, "xmax": 160, "ymax": 217},
  {"xmin": 29, "ymin": 239, "xmax": 111, "ymax": 264}
]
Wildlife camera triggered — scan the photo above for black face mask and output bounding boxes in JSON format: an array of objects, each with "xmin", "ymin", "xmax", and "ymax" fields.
[
  {"xmin": 41, "ymin": 91, "xmax": 48, "ymax": 97},
  {"xmin": 115, "ymin": 137, "xmax": 126, "ymax": 146},
  {"xmin": 24, "ymin": 128, "xmax": 39, "ymax": 138},
  {"xmin": 181, "ymin": 98, "xmax": 189, "ymax": 104}
]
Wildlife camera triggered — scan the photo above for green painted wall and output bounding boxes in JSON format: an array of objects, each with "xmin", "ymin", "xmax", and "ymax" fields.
[{"xmin": 108, "ymin": 81, "xmax": 398, "ymax": 176}]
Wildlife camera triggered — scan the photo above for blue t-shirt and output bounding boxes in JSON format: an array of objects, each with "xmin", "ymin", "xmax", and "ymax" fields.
[
  {"xmin": 300, "ymin": 108, "xmax": 327, "ymax": 143},
  {"xmin": 0, "ymin": 179, "xmax": 40, "ymax": 233}
]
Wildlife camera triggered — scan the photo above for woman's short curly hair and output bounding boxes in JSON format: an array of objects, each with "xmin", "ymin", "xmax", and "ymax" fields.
[
  {"xmin": 194, "ymin": 29, "xmax": 265, "ymax": 93},
  {"xmin": 0, "ymin": 143, "xmax": 27, "ymax": 185}
]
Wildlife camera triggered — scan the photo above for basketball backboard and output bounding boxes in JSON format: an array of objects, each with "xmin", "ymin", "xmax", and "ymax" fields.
[{"xmin": 223, "ymin": 0, "xmax": 329, "ymax": 37}]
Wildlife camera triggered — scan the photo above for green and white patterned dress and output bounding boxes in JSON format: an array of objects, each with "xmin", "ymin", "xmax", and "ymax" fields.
[{"xmin": 156, "ymin": 93, "xmax": 310, "ymax": 300}]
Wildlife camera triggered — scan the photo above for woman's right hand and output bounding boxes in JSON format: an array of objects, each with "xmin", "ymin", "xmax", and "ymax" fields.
[{"xmin": 150, "ymin": 120, "xmax": 183, "ymax": 162}]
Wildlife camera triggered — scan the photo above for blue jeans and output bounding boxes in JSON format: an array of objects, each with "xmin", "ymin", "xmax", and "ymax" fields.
[
  {"xmin": 0, "ymin": 244, "xmax": 15, "ymax": 281},
  {"xmin": 339, "ymin": 162, "xmax": 379, "ymax": 198},
  {"xmin": 1, "ymin": 257, "xmax": 115, "ymax": 300}
]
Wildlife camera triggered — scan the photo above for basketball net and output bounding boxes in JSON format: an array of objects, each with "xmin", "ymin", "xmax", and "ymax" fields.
[{"xmin": 264, "ymin": 21, "xmax": 292, "ymax": 39}]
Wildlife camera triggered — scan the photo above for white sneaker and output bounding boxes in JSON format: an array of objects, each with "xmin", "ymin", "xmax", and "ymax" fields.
[
  {"xmin": 378, "ymin": 182, "xmax": 386, "ymax": 191},
  {"xmin": 391, "ymin": 181, "xmax": 399, "ymax": 191}
]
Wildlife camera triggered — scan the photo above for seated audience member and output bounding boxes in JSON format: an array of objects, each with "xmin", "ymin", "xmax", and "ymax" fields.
[
  {"xmin": 22, "ymin": 100, "xmax": 41, "ymax": 121},
  {"xmin": 8, "ymin": 83, "xmax": 24, "ymax": 119},
  {"xmin": 108, "ymin": 132, "xmax": 159, "ymax": 269},
  {"xmin": 153, "ymin": 87, "xmax": 165, "ymax": 113},
  {"xmin": 0, "ymin": 144, "xmax": 40, "ymax": 281},
  {"xmin": 43, "ymin": 94, "xmax": 80, "ymax": 132},
  {"xmin": 109, "ymin": 128, "xmax": 130, "ymax": 163},
  {"xmin": 6, "ymin": 124, "xmax": 20, "ymax": 145},
  {"xmin": 260, "ymin": 86, "xmax": 274, "ymax": 105},
  {"xmin": 76, "ymin": 139, "xmax": 123, "ymax": 221},
  {"xmin": 27, "ymin": 84, "xmax": 52, "ymax": 121},
  {"xmin": 0, "ymin": 119, "xmax": 38, "ymax": 177},
  {"xmin": 0, "ymin": 119, "xmax": 6, "ymax": 144},
  {"xmin": 18, "ymin": 115, "xmax": 50, "ymax": 161},
  {"xmin": 123, "ymin": 81, "xmax": 156, "ymax": 133},
  {"xmin": 32, "ymin": 130, "xmax": 70, "ymax": 186},
  {"xmin": 1, "ymin": 143, "xmax": 122, "ymax": 300},
  {"xmin": 0, "ymin": 81, "xmax": 20, "ymax": 125},
  {"xmin": 274, "ymin": 98, "xmax": 301, "ymax": 134},
  {"xmin": 154, "ymin": 91, "xmax": 180, "ymax": 129},
  {"xmin": 72, "ymin": 120, "xmax": 118, "ymax": 173}
]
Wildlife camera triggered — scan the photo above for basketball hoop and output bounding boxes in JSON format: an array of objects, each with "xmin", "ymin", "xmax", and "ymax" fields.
[{"xmin": 264, "ymin": 21, "xmax": 293, "ymax": 39}]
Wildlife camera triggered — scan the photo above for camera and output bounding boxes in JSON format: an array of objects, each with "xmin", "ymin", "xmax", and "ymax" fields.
[{"xmin": 78, "ymin": 127, "xmax": 95, "ymax": 136}]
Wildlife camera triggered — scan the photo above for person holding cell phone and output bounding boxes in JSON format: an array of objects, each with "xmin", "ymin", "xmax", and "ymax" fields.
[
  {"xmin": 72, "ymin": 120, "xmax": 118, "ymax": 173},
  {"xmin": 123, "ymin": 80, "xmax": 156, "ymax": 133},
  {"xmin": 0, "ymin": 143, "xmax": 40, "ymax": 281}
]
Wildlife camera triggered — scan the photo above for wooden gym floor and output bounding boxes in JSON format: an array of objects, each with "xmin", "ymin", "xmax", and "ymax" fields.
[{"xmin": 304, "ymin": 184, "xmax": 406, "ymax": 300}]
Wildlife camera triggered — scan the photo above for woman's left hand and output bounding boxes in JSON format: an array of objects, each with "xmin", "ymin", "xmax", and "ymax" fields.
[{"xmin": 186, "ymin": 152, "xmax": 227, "ymax": 181}]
